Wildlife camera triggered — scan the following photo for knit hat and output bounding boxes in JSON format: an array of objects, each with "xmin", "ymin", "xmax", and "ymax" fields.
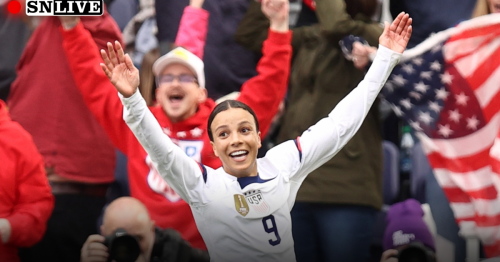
[{"xmin": 383, "ymin": 199, "xmax": 436, "ymax": 251}]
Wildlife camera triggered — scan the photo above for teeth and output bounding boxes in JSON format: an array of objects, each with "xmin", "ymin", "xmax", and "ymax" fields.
[{"xmin": 230, "ymin": 150, "xmax": 247, "ymax": 157}]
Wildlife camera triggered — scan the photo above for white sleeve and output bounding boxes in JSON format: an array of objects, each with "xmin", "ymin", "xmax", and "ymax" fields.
[
  {"xmin": 267, "ymin": 45, "xmax": 401, "ymax": 183},
  {"xmin": 120, "ymin": 90, "xmax": 206, "ymax": 204}
]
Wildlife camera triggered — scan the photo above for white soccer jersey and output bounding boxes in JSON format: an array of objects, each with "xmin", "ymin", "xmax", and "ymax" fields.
[{"xmin": 121, "ymin": 45, "xmax": 401, "ymax": 262}]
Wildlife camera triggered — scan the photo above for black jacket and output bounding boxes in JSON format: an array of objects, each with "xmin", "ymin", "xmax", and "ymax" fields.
[{"xmin": 150, "ymin": 228, "xmax": 210, "ymax": 262}]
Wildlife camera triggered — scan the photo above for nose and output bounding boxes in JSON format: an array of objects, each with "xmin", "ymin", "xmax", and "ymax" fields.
[{"xmin": 229, "ymin": 132, "xmax": 243, "ymax": 147}]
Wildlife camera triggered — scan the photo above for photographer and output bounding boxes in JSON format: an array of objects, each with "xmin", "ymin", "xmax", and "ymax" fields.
[
  {"xmin": 381, "ymin": 199, "xmax": 437, "ymax": 262},
  {"xmin": 81, "ymin": 197, "xmax": 209, "ymax": 262}
]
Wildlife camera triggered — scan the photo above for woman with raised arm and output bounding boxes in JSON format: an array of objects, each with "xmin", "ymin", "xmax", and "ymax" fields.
[{"xmin": 101, "ymin": 12, "xmax": 412, "ymax": 262}]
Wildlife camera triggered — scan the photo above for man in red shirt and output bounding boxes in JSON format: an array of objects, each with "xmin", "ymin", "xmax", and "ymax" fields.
[
  {"xmin": 7, "ymin": 11, "xmax": 122, "ymax": 262},
  {"xmin": 59, "ymin": 0, "xmax": 291, "ymax": 250},
  {"xmin": 0, "ymin": 100, "xmax": 54, "ymax": 262}
]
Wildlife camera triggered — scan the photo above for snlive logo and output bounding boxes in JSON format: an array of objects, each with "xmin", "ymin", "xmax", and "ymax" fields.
[{"xmin": 26, "ymin": 0, "xmax": 103, "ymax": 16}]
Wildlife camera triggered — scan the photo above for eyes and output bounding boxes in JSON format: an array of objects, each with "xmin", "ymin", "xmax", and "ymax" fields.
[{"xmin": 217, "ymin": 127, "xmax": 252, "ymax": 138}]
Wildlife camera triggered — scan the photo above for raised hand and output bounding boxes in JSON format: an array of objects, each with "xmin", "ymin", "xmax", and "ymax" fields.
[
  {"xmin": 261, "ymin": 0, "xmax": 289, "ymax": 32},
  {"xmin": 100, "ymin": 41, "xmax": 140, "ymax": 98},
  {"xmin": 379, "ymin": 12, "xmax": 413, "ymax": 53}
]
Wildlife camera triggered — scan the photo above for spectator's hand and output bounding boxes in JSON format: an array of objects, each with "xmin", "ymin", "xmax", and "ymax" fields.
[
  {"xmin": 189, "ymin": 0, "xmax": 204, "ymax": 9},
  {"xmin": 58, "ymin": 16, "xmax": 80, "ymax": 30},
  {"xmin": 380, "ymin": 249, "xmax": 399, "ymax": 262},
  {"xmin": 379, "ymin": 12, "xmax": 412, "ymax": 53},
  {"xmin": 0, "ymin": 219, "xmax": 11, "ymax": 243},
  {"xmin": 262, "ymin": 0, "xmax": 289, "ymax": 32},
  {"xmin": 80, "ymin": 234, "xmax": 109, "ymax": 262},
  {"xmin": 352, "ymin": 42, "xmax": 377, "ymax": 70},
  {"xmin": 100, "ymin": 41, "xmax": 140, "ymax": 98}
]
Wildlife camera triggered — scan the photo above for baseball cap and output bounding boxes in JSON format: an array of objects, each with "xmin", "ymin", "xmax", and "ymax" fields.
[
  {"xmin": 152, "ymin": 47, "xmax": 205, "ymax": 89},
  {"xmin": 383, "ymin": 199, "xmax": 436, "ymax": 251}
]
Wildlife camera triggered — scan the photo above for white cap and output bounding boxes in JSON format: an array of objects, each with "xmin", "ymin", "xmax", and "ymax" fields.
[{"xmin": 152, "ymin": 47, "xmax": 205, "ymax": 89}]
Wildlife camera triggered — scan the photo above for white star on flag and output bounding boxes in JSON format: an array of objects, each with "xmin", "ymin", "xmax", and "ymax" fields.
[
  {"xmin": 466, "ymin": 115, "xmax": 480, "ymax": 130},
  {"xmin": 431, "ymin": 44, "xmax": 442, "ymax": 53},
  {"xmin": 440, "ymin": 71, "xmax": 454, "ymax": 84},
  {"xmin": 418, "ymin": 111, "xmax": 433, "ymax": 125},
  {"xmin": 437, "ymin": 124, "xmax": 453, "ymax": 137},
  {"xmin": 391, "ymin": 104, "xmax": 404, "ymax": 116},
  {"xmin": 190, "ymin": 127, "xmax": 203, "ymax": 137},
  {"xmin": 420, "ymin": 71, "xmax": 433, "ymax": 80},
  {"xmin": 162, "ymin": 128, "xmax": 171, "ymax": 136},
  {"xmin": 400, "ymin": 98, "xmax": 412, "ymax": 109},
  {"xmin": 409, "ymin": 120, "xmax": 423, "ymax": 131},
  {"xmin": 429, "ymin": 101, "xmax": 442, "ymax": 113},
  {"xmin": 402, "ymin": 64, "xmax": 415, "ymax": 74},
  {"xmin": 413, "ymin": 57, "xmax": 424, "ymax": 66},
  {"xmin": 430, "ymin": 60, "xmax": 442, "ymax": 71},
  {"xmin": 455, "ymin": 92, "xmax": 469, "ymax": 106},
  {"xmin": 435, "ymin": 88, "xmax": 449, "ymax": 100},
  {"xmin": 385, "ymin": 81, "xmax": 395, "ymax": 93},
  {"xmin": 448, "ymin": 109, "xmax": 462, "ymax": 123},
  {"xmin": 414, "ymin": 81, "xmax": 429, "ymax": 93},
  {"xmin": 177, "ymin": 131, "xmax": 187, "ymax": 138},
  {"xmin": 392, "ymin": 75, "xmax": 408, "ymax": 86},
  {"xmin": 409, "ymin": 91, "xmax": 422, "ymax": 100}
]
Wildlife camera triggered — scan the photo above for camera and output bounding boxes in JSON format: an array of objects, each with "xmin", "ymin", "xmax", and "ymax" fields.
[
  {"xmin": 395, "ymin": 241, "xmax": 436, "ymax": 262},
  {"xmin": 104, "ymin": 228, "xmax": 141, "ymax": 262}
]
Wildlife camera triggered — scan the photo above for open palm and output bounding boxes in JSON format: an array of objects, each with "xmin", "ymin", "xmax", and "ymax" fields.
[
  {"xmin": 379, "ymin": 12, "xmax": 413, "ymax": 53},
  {"xmin": 100, "ymin": 41, "xmax": 140, "ymax": 98}
]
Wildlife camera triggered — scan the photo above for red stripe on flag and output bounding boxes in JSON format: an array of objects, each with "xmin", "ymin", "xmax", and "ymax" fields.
[
  {"xmin": 427, "ymin": 149, "xmax": 491, "ymax": 173},
  {"xmin": 466, "ymin": 185, "xmax": 498, "ymax": 200},
  {"xmin": 467, "ymin": 46, "xmax": 500, "ymax": 90},
  {"xmin": 476, "ymin": 213, "xmax": 500, "ymax": 227},
  {"xmin": 483, "ymin": 92, "xmax": 500, "ymax": 122},
  {"xmin": 483, "ymin": 239, "xmax": 500, "ymax": 257},
  {"xmin": 442, "ymin": 187, "xmax": 473, "ymax": 202}
]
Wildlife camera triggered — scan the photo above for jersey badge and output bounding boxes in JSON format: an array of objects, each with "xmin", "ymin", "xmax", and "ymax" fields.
[{"xmin": 234, "ymin": 194, "xmax": 249, "ymax": 217}]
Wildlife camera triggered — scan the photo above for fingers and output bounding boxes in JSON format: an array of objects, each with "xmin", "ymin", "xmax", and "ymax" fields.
[
  {"xmin": 107, "ymin": 42, "xmax": 119, "ymax": 67},
  {"xmin": 380, "ymin": 249, "xmax": 399, "ymax": 262},
  {"xmin": 403, "ymin": 19, "xmax": 413, "ymax": 42},
  {"xmin": 124, "ymin": 54, "xmax": 135, "ymax": 71},
  {"xmin": 114, "ymin": 41, "xmax": 125, "ymax": 64},
  {"xmin": 81, "ymin": 235, "xmax": 108, "ymax": 262},
  {"xmin": 352, "ymin": 42, "xmax": 367, "ymax": 56},
  {"xmin": 390, "ymin": 12, "xmax": 404, "ymax": 33},
  {"xmin": 101, "ymin": 49, "xmax": 114, "ymax": 72},
  {"xmin": 395, "ymin": 13, "xmax": 409, "ymax": 35},
  {"xmin": 382, "ymin": 21, "xmax": 390, "ymax": 38},
  {"xmin": 100, "ymin": 63, "xmax": 112, "ymax": 79}
]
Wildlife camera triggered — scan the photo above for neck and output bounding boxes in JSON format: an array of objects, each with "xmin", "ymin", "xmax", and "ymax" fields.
[{"xmin": 224, "ymin": 161, "xmax": 258, "ymax": 178}]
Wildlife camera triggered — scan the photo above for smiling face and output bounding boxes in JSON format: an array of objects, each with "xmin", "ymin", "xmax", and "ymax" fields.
[
  {"xmin": 156, "ymin": 63, "xmax": 207, "ymax": 123},
  {"xmin": 488, "ymin": 0, "xmax": 500, "ymax": 13},
  {"xmin": 210, "ymin": 107, "xmax": 261, "ymax": 178}
]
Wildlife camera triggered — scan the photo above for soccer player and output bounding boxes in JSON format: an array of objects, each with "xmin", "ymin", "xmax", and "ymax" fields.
[
  {"xmin": 59, "ymin": 0, "xmax": 291, "ymax": 250},
  {"xmin": 102, "ymin": 11, "xmax": 412, "ymax": 262}
]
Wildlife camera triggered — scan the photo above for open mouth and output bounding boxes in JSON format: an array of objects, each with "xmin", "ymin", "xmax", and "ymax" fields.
[
  {"xmin": 168, "ymin": 94, "xmax": 185, "ymax": 103},
  {"xmin": 229, "ymin": 150, "xmax": 249, "ymax": 162}
]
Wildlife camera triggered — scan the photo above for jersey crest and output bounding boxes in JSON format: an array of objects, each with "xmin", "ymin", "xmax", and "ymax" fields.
[
  {"xmin": 244, "ymin": 190, "xmax": 270, "ymax": 214},
  {"xmin": 234, "ymin": 194, "xmax": 249, "ymax": 217}
]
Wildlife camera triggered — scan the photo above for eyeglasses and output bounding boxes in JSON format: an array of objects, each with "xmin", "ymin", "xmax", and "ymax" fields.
[{"xmin": 158, "ymin": 74, "xmax": 198, "ymax": 85}]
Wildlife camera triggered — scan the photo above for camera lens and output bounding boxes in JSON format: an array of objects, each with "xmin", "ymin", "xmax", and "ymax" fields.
[
  {"xmin": 109, "ymin": 234, "xmax": 141, "ymax": 262},
  {"xmin": 399, "ymin": 246, "xmax": 431, "ymax": 262}
]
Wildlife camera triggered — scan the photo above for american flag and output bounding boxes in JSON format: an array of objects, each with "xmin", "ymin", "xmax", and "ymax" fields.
[{"xmin": 381, "ymin": 14, "xmax": 500, "ymax": 257}]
